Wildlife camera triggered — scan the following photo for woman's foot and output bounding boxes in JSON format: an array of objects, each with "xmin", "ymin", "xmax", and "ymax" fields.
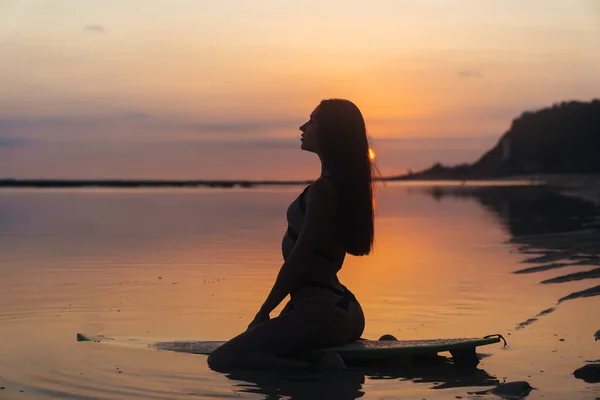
[{"xmin": 317, "ymin": 352, "xmax": 346, "ymax": 370}]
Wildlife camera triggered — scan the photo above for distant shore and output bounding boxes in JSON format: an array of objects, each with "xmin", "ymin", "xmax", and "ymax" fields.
[
  {"xmin": 1, "ymin": 175, "xmax": 599, "ymax": 203},
  {"xmin": 0, "ymin": 178, "xmax": 314, "ymax": 189},
  {"xmin": 0, "ymin": 176, "xmax": 536, "ymax": 189}
]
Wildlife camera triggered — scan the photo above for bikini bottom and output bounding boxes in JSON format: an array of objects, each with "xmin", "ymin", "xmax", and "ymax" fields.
[{"xmin": 291, "ymin": 282, "xmax": 358, "ymax": 312}]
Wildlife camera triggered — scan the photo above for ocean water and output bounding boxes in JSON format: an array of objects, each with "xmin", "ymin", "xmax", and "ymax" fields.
[{"xmin": 0, "ymin": 182, "xmax": 598, "ymax": 400}]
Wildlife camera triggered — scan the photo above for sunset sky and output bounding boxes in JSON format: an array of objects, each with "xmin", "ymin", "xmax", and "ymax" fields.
[{"xmin": 1, "ymin": 0, "xmax": 599, "ymax": 179}]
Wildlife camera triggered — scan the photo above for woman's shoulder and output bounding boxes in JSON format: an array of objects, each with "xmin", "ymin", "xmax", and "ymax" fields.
[{"xmin": 308, "ymin": 176, "xmax": 337, "ymax": 204}]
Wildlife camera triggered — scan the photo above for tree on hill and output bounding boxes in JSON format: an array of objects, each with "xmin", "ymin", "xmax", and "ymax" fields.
[{"xmin": 404, "ymin": 99, "xmax": 600, "ymax": 179}]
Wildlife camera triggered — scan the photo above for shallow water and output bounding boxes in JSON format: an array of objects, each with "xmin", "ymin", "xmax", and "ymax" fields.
[{"xmin": 0, "ymin": 182, "xmax": 598, "ymax": 399}]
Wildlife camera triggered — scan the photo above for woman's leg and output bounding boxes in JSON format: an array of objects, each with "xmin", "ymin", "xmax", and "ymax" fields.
[
  {"xmin": 348, "ymin": 301, "xmax": 366, "ymax": 341},
  {"xmin": 207, "ymin": 304, "xmax": 351, "ymax": 371}
]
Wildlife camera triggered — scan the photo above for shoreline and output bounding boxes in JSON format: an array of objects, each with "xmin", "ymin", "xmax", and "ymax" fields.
[
  {"xmin": 0, "ymin": 174, "xmax": 598, "ymax": 200},
  {"xmin": 0, "ymin": 178, "xmax": 313, "ymax": 189},
  {"xmin": 536, "ymin": 173, "xmax": 600, "ymax": 205}
]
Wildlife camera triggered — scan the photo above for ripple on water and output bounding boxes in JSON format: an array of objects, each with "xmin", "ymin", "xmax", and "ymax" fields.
[
  {"xmin": 1, "ymin": 185, "xmax": 599, "ymax": 399},
  {"xmin": 2, "ymin": 339, "xmax": 236, "ymax": 399}
]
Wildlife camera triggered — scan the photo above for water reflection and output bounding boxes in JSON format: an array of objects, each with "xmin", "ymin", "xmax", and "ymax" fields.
[
  {"xmin": 419, "ymin": 185, "xmax": 600, "ymax": 236},
  {"xmin": 224, "ymin": 358, "xmax": 498, "ymax": 399},
  {"xmin": 0, "ymin": 186, "xmax": 595, "ymax": 399},
  {"xmin": 415, "ymin": 184, "xmax": 600, "ymax": 323}
]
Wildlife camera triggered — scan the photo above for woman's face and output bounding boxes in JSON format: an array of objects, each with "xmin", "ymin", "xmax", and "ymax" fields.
[{"xmin": 299, "ymin": 105, "xmax": 320, "ymax": 154}]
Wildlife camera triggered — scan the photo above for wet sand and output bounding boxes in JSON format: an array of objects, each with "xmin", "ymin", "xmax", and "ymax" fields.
[{"xmin": 538, "ymin": 173, "xmax": 600, "ymax": 205}]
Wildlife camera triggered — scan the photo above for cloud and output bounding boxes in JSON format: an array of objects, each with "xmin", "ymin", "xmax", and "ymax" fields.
[
  {"xmin": 370, "ymin": 103, "xmax": 520, "ymax": 126},
  {"xmin": 180, "ymin": 119, "xmax": 298, "ymax": 134},
  {"xmin": 0, "ymin": 137, "xmax": 32, "ymax": 147},
  {"xmin": 0, "ymin": 133, "xmax": 494, "ymax": 180},
  {"xmin": 0, "ymin": 118, "xmax": 22, "ymax": 133},
  {"xmin": 371, "ymin": 135, "xmax": 498, "ymax": 150},
  {"xmin": 0, "ymin": 112, "xmax": 301, "ymax": 143},
  {"xmin": 166, "ymin": 136, "xmax": 301, "ymax": 149},
  {"xmin": 458, "ymin": 70, "xmax": 483, "ymax": 78},
  {"xmin": 0, "ymin": 113, "xmax": 296, "ymax": 132},
  {"xmin": 120, "ymin": 111, "xmax": 150, "ymax": 120},
  {"xmin": 83, "ymin": 24, "xmax": 106, "ymax": 33},
  {"xmin": 0, "ymin": 112, "xmax": 153, "ymax": 130}
]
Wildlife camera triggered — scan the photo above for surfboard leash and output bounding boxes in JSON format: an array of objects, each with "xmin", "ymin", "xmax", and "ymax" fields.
[{"xmin": 484, "ymin": 333, "xmax": 508, "ymax": 347}]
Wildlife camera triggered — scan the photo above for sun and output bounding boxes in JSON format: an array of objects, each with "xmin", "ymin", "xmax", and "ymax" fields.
[{"xmin": 368, "ymin": 148, "xmax": 376, "ymax": 161}]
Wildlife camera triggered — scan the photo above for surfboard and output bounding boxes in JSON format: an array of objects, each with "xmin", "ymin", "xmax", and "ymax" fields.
[{"xmin": 77, "ymin": 333, "xmax": 505, "ymax": 364}]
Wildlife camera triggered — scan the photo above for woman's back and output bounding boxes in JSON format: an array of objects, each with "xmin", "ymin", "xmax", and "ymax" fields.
[{"xmin": 282, "ymin": 178, "xmax": 346, "ymax": 294}]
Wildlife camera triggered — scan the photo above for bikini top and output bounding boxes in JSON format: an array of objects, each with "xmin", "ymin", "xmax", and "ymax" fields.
[{"xmin": 285, "ymin": 184, "xmax": 339, "ymax": 262}]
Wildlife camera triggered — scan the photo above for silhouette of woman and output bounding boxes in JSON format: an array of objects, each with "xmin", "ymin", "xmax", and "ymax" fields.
[{"xmin": 208, "ymin": 99, "xmax": 375, "ymax": 370}]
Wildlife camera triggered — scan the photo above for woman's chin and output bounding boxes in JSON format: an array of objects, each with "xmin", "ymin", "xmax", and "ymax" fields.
[{"xmin": 300, "ymin": 142, "xmax": 317, "ymax": 154}]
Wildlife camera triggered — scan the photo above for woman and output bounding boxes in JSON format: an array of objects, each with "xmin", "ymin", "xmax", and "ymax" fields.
[{"xmin": 207, "ymin": 99, "xmax": 375, "ymax": 370}]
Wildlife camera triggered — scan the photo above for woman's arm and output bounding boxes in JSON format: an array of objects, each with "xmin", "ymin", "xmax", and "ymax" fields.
[{"xmin": 257, "ymin": 177, "xmax": 337, "ymax": 316}]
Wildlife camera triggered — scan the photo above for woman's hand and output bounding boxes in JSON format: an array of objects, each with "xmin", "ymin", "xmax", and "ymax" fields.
[{"xmin": 246, "ymin": 309, "xmax": 270, "ymax": 330}]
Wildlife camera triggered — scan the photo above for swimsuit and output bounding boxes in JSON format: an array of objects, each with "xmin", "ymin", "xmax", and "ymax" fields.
[{"xmin": 284, "ymin": 183, "xmax": 358, "ymax": 312}]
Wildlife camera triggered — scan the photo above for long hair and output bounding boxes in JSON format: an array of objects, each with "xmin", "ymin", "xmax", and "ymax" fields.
[{"xmin": 316, "ymin": 99, "xmax": 375, "ymax": 256}]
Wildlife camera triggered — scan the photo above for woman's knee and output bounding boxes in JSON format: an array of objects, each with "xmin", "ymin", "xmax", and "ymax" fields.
[
  {"xmin": 350, "ymin": 302, "xmax": 365, "ymax": 340},
  {"xmin": 206, "ymin": 349, "xmax": 221, "ymax": 370},
  {"xmin": 207, "ymin": 345, "xmax": 235, "ymax": 371}
]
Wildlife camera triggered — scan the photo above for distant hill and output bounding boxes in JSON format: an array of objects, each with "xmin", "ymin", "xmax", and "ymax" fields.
[{"xmin": 393, "ymin": 100, "xmax": 600, "ymax": 180}]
